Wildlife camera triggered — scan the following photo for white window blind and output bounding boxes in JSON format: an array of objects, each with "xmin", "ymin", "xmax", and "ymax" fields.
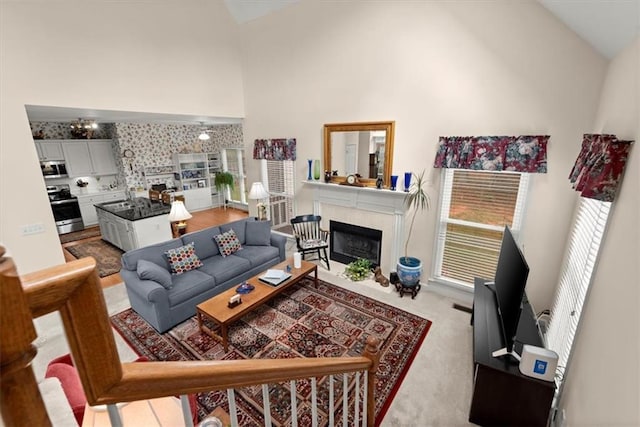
[
  {"xmin": 544, "ymin": 197, "xmax": 611, "ymax": 391},
  {"xmin": 265, "ymin": 160, "xmax": 295, "ymax": 230},
  {"xmin": 433, "ymin": 169, "xmax": 529, "ymax": 286}
]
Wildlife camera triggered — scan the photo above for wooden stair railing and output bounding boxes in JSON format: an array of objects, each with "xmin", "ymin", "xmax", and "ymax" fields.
[{"xmin": 0, "ymin": 246, "xmax": 380, "ymax": 426}]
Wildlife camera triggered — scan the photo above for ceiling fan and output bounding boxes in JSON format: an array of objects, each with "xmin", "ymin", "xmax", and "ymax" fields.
[{"xmin": 198, "ymin": 122, "xmax": 212, "ymax": 140}]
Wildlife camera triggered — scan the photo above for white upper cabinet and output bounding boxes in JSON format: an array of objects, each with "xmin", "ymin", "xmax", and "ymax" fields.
[
  {"xmin": 62, "ymin": 140, "xmax": 118, "ymax": 177},
  {"xmin": 35, "ymin": 141, "xmax": 65, "ymax": 161}
]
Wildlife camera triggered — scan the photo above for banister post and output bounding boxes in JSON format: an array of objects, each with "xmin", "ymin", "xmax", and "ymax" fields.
[
  {"xmin": 0, "ymin": 246, "xmax": 51, "ymax": 427},
  {"xmin": 362, "ymin": 335, "xmax": 380, "ymax": 427}
]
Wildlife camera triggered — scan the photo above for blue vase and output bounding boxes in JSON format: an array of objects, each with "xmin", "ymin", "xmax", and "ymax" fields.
[
  {"xmin": 390, "ymin": 175, "xmax": 398, "ymax": 191},
  {"xmin": 397, "ymin": 257, "xmax": 422, "ymax": 286},
  {"xmin": 307, "ymin": 159, "xmax": 313, "ymax": 181},
  {"xmin": 404, "ymin": 172, "xmax": 412, "ymax": 192}
]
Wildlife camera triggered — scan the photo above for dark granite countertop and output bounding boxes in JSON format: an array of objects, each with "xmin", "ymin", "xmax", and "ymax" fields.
[{"xmin": 95, "ymin": 197, "xmax": 171, "ymax": 221}]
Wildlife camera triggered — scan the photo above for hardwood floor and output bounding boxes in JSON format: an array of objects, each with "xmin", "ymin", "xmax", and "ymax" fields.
[{"xmin": 61, "ymin": 207, "xmax": 249, "ymax": 289}]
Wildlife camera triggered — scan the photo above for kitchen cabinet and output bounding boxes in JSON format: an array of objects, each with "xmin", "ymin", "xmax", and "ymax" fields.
[
  {"xmin": 35, "ymin": 141, "xmax": 64, "ymax": 161},
  {"xmin": 77, "ymin": 191, "xmax": 126, "ymax": 226},
  {"xmin": 62, "ymin": 140, "xmax": 118, "ymax": 177}
]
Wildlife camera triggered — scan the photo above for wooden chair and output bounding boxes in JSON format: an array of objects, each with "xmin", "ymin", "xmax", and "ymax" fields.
[{"xmin": 290, "ymin": 214, "xmax": 330, "ymax": 270}]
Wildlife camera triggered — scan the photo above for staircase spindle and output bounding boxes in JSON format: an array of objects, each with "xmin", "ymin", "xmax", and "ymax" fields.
[
  {"xmin": 227, "ymin": 388, "xmax": 238, "ymax": 427},
  {"xmin": 329, "ymin": 375, "xmax": 335, "ymax": 426},
  {"xmin": 355, "ymin": 371, "xmax": 361, "ymax": 426},
  {"xmin": 311, "ymin": 377, "xmax": 318, "ymax": 427},
  {"xmin": 342, "ymin": 373, "xmax": 348, "ymax": 426},
  {"xmin": 290, "ymin": 380, "xmax": 298, "ymax": 427},
  {"xmin": 262, "ymin": 384, "xmax": 272, "ymax": 427}
]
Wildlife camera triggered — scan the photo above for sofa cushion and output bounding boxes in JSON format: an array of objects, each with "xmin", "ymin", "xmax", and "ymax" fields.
[
  {"xmin": 213, "ymin": 229, "xmax": 242, "ymax": 257},
  {"xmin": 183, "ymin": 226, "xmax": 221, "ymax": 259},
  {"xmin": 121, "ymin": 238, "xmax": 184, "ymax": 271},
  {"xmin": 233, "ymin": 245, "xmax": 280, "ymax": 268},
  {"xmin": 199, "ymin": 255, "xmax": 252, "ymax": 284},
  {"xmin": 165, "ymin": 242, "xmax": 203, "ymax": 275},
  {"xmin": 245, "ymin": 221, "xmax": 272, "ymax": 246},
  {"xmin": 219, "ymin": 217, "xmax": 255, "ymax": 245},
  {"xmin": 137, "ymin": 259, "xmax": 173, "ymax": 289},
  {"xmin": 167, "ymin": 269, "xmax": 216, "ymax": 306}
]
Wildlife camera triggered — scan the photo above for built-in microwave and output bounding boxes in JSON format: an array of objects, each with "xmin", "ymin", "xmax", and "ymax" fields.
[{"xmin": 41, "ymin": 161, "xmax": 68, "ymax": 179}]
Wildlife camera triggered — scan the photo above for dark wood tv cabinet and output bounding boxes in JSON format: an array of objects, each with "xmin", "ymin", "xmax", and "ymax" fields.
[{"xmin": 470, "ymin": 277, "xmax": 555, "ymax": 426}]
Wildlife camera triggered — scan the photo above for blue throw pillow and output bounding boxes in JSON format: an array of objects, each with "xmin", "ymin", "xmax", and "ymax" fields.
[
  {"xmin": 137, "ymin": 259, "xmax": 173, "ymax": 289},
  {"xmin": 245, "ymin": 221, "xmax": 271, "ymax": 246}
]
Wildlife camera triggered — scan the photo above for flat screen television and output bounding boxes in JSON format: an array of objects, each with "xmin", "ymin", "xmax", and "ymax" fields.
[{"xmin": 488, "ymin": 225, "xmax": 530, "ymax": 360}]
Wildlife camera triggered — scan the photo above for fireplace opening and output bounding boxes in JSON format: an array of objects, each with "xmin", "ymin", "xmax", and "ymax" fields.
[{"xmin": 330, "ymin": 220, "xmax": 382, "ymax": 267}]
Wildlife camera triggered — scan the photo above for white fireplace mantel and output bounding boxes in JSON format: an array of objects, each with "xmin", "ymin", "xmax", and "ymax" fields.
[{"xmin": 304, "ymin": 181, "xmax": 408, "ymax": 271}]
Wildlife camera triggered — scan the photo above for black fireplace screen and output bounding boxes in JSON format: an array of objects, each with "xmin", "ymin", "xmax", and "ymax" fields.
[{"xmin": 330, "ymin": 220, "xmax": 382, "ymax": 267}]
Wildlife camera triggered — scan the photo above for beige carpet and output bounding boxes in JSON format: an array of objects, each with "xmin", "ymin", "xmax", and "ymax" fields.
[{"xmin": 66, "ymin": 239, "xmax": 123, "ymax": 277}]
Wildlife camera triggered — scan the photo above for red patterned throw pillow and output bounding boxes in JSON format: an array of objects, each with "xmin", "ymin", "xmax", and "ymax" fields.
[
  {"xmin": 213, "ymin": 229, "xmax": 242, "ymax": 257},
  {"xmin": 164, "ymin": 242, "xmax": 203, "ymax": 275}
]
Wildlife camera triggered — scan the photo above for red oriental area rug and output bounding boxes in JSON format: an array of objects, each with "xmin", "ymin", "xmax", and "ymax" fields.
[{"xmin": 111, "ymin": 278, "xmax": 431, "ymax": 425}]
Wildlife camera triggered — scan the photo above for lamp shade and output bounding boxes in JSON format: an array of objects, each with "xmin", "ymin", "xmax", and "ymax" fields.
[
  {"xmin": 248, "ymin": 182, "xmax": 269, "ymax": 200},
  {"xmin": 168, "ymin": 200, "xmax": 192, "ymax": 222}
]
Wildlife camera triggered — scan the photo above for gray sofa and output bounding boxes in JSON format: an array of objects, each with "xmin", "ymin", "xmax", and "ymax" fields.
[{"xmin": 120, "ymin": 217, "xmax": 287, "ymax": 332}]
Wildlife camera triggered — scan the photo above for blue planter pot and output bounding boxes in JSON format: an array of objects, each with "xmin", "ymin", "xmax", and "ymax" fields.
[{"xmin": 397, "ymin": 257, "xmax": 422, "ymax": 286}]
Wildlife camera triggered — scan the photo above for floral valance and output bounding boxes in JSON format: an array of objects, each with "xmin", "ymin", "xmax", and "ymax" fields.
[
  {"xmin": 569, "ymin": 134, "xmax": 633, "ymax": 202},
  {"xmin": 433, "ymin": 135, "xmax": 549, "ymax": 173},
  {"xmin": 253, "ymin": 138, "xmax": 296, "ymax": 161}
]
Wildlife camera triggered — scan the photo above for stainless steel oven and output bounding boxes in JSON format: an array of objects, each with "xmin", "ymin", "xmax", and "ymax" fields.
[
  {"xmin": 48, "ymin": 185, "xmax": 84, "ymax": 234},
  {"xmin": 41, "ymin": 161, "xmax": 68, "ymax": 179}
]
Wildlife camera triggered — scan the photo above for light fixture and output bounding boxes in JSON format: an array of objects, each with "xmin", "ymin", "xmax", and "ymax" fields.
[
  {"xmin": 168, "ymin": 200, "xmax": 192, "ymax": 235},
  {"xmin": 198, "ymin": 122, "xmax": 211, "ymax": 141},
  {"xmin": 248, "ymin": 182, "xmax": 269, "ymax": 221}
]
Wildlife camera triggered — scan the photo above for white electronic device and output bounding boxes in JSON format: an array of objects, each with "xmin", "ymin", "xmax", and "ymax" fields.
[{"xmin": 518, "ymin": 345, "xmax": 558, "ymax": 382}]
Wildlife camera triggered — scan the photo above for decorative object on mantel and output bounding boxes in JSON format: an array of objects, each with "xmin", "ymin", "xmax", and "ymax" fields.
[
  {"xmin": 433, "ymin": 135, "xmax": 549, "ymax": 173},
  {"xmin": 344, "ymin": 258, "xmax": 373, "ymax": 281},
  {"xmin": 313, "ymin": 159, "xmax": 321, "ymax": 180},
  {"xmin": 248, "ymin": 182, "xmax": 269, "ymax": 221},
  {"xmin": 324, "ymin": 170, "xmax": 331, "ymax": 183},
  {"xmin": 307, "ymin": 159, "xmax": 313, "ymax": 181},
  {"xmin": 390, "ymin": 175, "xmax": 398, "ymax": 191},
  {"xmin": 332, "ymin": 170, "xmax": 338, "ymax": 176},
  {"xmin": 168, "ymin": 200, "xmax": 192, "ymax": 236},
  {"xmin": 403, "ymin": 172, "xmax": 412, "ymax": 192},
  {"xmin": 376, "ymin": 174, "xmax": 383, "ymax": 189},
  {"xmin": 340, "ymin": 173, "xmax": 364, "ymax": 187},
  {"xmin": 373, "ymin": 266, "xmax": 390, "ymax": 287},
  {"xmin": 397, "ymin": 169, "xmax": 430, "ymax": 288},
  {"xmin": 568, "ymin": 133, "xmax": 633, "ymax": 202}
]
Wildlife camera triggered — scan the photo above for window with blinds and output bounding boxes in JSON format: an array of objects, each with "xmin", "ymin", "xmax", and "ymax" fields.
[
  {"xmin": 433, "ymin": 169, "xmax": 529, "ymax": 286},
  {"xmin": 222, "ymin": 148, "xmax": 246, "ymax": 204},
  {"xmin": 544, "ymin": 197, "xmax": 611, "ymax": 392},
  {"xmin": 265, "ymin": 160, "xmax": 295, "ymax": 231}
]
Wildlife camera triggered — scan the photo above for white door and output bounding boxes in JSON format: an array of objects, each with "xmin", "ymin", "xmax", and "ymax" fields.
[{"xmin": 345, "ymin": 144, "xmax": 357, "ymax": 175}]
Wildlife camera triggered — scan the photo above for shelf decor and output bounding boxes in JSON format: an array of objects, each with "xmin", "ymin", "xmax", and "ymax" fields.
[
  {"xmin": 313, "ymin": 159, "xmax": 321, "ymax": 180},
  {"xmin": 307, "ymin": 159, "xmax": 313, "ymax": 181},
  {"xmin": 390, "ymin": 175, "xmax": 398, "ymax": 191},
  {"xmin": 404, "ymin": 172, "xmax": 412, "ymax": 192}
]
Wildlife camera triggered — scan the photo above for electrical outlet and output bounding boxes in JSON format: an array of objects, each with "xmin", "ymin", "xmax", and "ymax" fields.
[{"xmin": 21, "ymin": 223, "xmax": 45, "ymax": 235}]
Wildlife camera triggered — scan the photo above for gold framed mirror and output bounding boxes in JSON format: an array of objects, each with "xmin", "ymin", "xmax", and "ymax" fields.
[{"xmin": 323, "ymin": 121, "xmax": 395, "ymax": 188}]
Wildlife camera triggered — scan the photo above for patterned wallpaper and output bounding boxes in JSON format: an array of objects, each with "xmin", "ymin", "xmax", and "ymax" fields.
[
  {"xmin": 114, "ymin": 123, "xmax": 244, "ymax": 190},
  {"xmin": 29, "ymin": 121, "xmax": 244, "ymax": 191}
]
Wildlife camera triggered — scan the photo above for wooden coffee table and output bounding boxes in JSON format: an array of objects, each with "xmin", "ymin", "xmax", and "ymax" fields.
[{"xmin": 196, "ymin": 258, "xmax": 318, "ymax": 351}]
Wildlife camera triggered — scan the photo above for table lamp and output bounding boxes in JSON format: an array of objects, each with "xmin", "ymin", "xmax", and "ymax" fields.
[
  {"xmin": 248, "ymin": 182, "xmax": 269, "ymax": 221},
  {"xmin": 168, "ymin": 200, "xmax": 192, "ymax": 236}
]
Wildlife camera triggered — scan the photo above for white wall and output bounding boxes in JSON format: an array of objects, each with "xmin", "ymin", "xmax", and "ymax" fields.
[
  {"xmin": 0, "ymin": 0, "xmax": 244, "ymax": 273},
  {"xmin": 560, "ymin": 38, "xmax": 639, "ymax": 425},
  {"xmin": 239, "ymin": 0, "xmax": 607, "ymax": 311}
]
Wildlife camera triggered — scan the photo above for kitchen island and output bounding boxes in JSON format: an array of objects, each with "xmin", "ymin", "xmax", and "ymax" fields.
[{"xmin": 95, "ymin": 197, "xmax": 172, "ymax": 252}]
